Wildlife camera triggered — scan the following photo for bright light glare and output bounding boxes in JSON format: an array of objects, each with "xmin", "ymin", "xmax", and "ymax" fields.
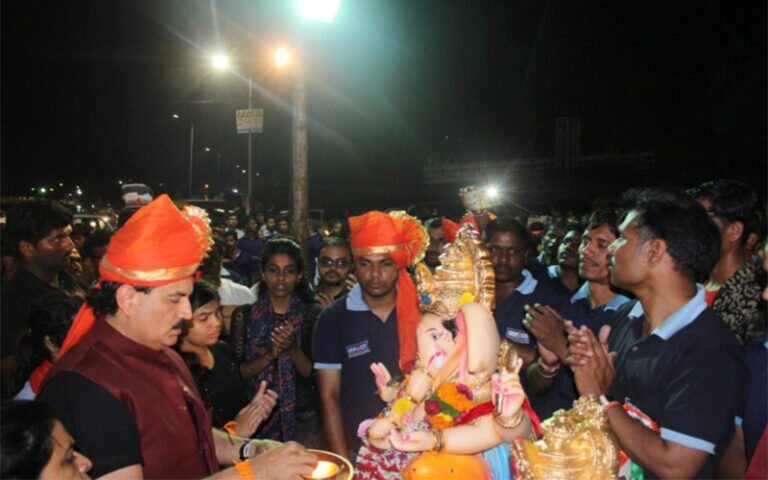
[
  {"xmin": 211, "ymin": 53, "xmax": 231, "ymax": 71},
  {"xmin": 297, "ymin": 0, "xmax": 339, "ymax": 23},
  {"xmin": 275, "ymin": 47, "xmax": 291, "ymax": 68},
  {"xmin": 486, "ymin": 186, "xmax": 499, "ymax": 199},
  {"xmin": 172, "ymin": 113, "xmax": 180, "ymax": 119}
]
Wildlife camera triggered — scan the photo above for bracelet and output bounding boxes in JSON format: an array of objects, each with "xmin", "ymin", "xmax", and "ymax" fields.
[
  {"xmin": 536, "ymin": 360, "xmax": 560, "ymax": 378},
  {"xmin": 602, "ymin": 400, "xmax": 621, "ymax": 413},
  {"xmin": 223, "ymin": 421, "xmax": 238, "ymax": 445},
  {"xmin": 234, "ymin": 460, "xmax": 255, "ymax": 480},
  {"xmin": 539, "ymin": 355, "xmax": 560, "ymax": 369},
  {"xmin": 431, "ymin": 429, "xmax": 444, "ymax": 452},
  {"xmin": 494, "ymin": 408, "xmax": 525, "ymax": 429},
  {"xmin": 239, "ymin": 440, "xmax": 253, "ymax": 461}
]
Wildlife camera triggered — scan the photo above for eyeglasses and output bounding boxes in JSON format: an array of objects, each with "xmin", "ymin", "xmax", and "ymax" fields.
[{"xmin": 318, "ymin": 257, "xmax": 351, "ymax": 268}]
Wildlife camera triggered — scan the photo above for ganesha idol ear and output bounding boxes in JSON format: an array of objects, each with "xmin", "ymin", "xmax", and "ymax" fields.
[{"xmin": 460, "ymin": 302, "xmax": 500, "ymax": 375}]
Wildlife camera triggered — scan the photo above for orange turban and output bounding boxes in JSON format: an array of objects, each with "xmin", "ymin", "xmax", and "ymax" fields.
[
  {"xmin": 441, "ymin": 218, "xmax": 459, "ymax": 245},
  {"xmin": 349, "ymin": 211, "xmax": 428, "ymax": 371},
  {"xmin": 57, "ymin": 195, "xmax": 212, "ymax": 359}
]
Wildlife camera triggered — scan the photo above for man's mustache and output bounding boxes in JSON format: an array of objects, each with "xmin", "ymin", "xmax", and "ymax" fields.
[{"xmin": 172, "ymin": 319, "xmax": 187, "ymax": 330}]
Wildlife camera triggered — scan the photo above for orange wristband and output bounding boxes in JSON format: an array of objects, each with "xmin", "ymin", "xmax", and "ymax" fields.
[
  {"xmin": 234, "ymin": 460, "xmax": 255, "ymax": 480},
  {"xmin": 223, "ymin": 421, "xmax": 238, "ymax": 436}
]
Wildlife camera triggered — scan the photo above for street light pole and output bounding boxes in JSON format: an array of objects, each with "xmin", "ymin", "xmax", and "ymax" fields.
[
  {"xmin": 247, "ymin": 75, "xmax": 253, "ymax": 213},
  {"xmin": 188, "ymin": 122, "xmax": 195, "ymax": 198},
  {"xmin": 289, "ymin": 0, "xmax": 338, "ymax": 252},
  {"xmin": 291, "ymin": 62, "xmax": 309, "ymax": 252},
  {"xmin": 216, "ymin": 152, "xmax": 222, "ymax": 198}
]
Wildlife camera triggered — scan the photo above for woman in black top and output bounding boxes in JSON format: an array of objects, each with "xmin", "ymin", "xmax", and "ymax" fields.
[{"xmin": 175, "ymin": 281, "xmax": 276, "ymax": 437}]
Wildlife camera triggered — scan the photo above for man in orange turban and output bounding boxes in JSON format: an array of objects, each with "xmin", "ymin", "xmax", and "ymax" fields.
[
  {"xmin": 38, "ymin": 195, "xmax": 316, "ymax": 480},
  {"xmin": 314, "ymin": 210, "xmax": 427, "ymax": 460}
]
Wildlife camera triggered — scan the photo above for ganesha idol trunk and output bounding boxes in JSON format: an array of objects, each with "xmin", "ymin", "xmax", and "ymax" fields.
[{"xmin": 402, "ymin": 452, "xmax": 492, "ymax": 480}]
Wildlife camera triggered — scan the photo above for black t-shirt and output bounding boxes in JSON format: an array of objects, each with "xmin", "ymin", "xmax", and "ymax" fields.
[
  {"xmin": 0, "ymin": 267, "xmax": 63, "ymax": 357},
  {"xmin": 493, "ymin": 269, "xmax": 569, "ymax": 347},
  {"xmin": 38, "ymin": 371, "xmax": 143, "ymax": 478},
  {"xmin": 313, "ymin": 289, "xmax": 401, "ymax": 453},
  {"xmin": 609, "ymin": 299, "xmax": 747, "ymax": 479},
  {"xmin": 195, "ymin": 342, "xmax": 249, "ymax": 429}
]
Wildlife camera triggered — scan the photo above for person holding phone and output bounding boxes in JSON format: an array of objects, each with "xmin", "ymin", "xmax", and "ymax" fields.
[{"xmin": 241, "ymin": 238, "xmax": 314, "ymax": 441}]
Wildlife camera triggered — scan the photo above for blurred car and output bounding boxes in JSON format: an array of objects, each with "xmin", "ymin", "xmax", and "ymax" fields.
[{"xmin": 73, "ymin": 213, "xmax": 117, "ymax": 232}]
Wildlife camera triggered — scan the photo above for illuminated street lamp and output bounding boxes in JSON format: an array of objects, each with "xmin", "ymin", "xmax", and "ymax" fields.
[
  {"xmin": 297, "ymin": 0, "xmax": 339, "ymax": 23},
  {"xmin": 275, "ymin": 47, "xmax": 292, "ymax": 68},
  {"xmin": 211, "ymin": 53, "xmax": 231, "ymax": 71}
]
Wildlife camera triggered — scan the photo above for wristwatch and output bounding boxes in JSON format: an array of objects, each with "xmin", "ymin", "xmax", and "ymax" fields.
[{"xmin": 239, "ymin": 440, "xmax": 254, "ymax": 461}]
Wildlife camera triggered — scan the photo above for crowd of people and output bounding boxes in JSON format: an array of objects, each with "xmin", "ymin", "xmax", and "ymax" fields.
[{"xmin": 0, "ymin": 178, "xmax": 765, "ymax": 480}]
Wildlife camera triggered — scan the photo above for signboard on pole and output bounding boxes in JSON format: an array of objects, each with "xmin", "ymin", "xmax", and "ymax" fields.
[{"xmin": 236, "ymin": 108, "xmax": 263, "ymax": 134}]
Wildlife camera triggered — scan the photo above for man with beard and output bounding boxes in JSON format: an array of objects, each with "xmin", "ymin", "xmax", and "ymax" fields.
[
  {"xmin": 546, "ymin": 226, "xmax": 583, "ymax": 295},
  {"xmin": 312, "ymin": 237, "xmax": 354, "ymax": 309},
  {"xmin": 38, "ymin": 195, "xmax": 316, "ymax": 480},
  {"xmin": 314, "ymin": 211, "xmax": 426, "ymax": 460},
  {"xmin": 423, "ymin": 217, "xmax": 460, "ymax": 273},
  {"xmin": 2, "ymin": 200, "xmax": 76, "ymax": 398},
  {"xmin": 567, "ymin": 191, "xmax": 746, "ymax": 479}
]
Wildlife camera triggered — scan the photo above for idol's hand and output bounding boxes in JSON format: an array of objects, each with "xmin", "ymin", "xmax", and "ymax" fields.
[
  {"xmin": 406, "ymin": 367, "xmax": 432, "ymax": 402},
  {"xmin": 370, "ymin": 362, "xmax": 391, "ymax": 391},
  {"xmin": 491, "ymin": 357, "xmax": 525, "ymax": 419},
  {"xmin": 370, "ymin": 362, "xmax": 396, "ymax": 402},
  {"xmin": 388, "ymin": 429, "xmax": 434, "ymax": 452}
]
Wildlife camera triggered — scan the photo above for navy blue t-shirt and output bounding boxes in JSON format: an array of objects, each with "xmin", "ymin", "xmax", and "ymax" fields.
[
  {"xmin": 313, "ymin": 285, "xmax": 401, "ymax": 453},
  {"xmin": 609, "ymin": 291, "xmax": 747, "ymax": 479}
]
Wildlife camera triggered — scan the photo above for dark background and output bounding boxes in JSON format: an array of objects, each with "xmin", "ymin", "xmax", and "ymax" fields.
[{"xmin": 2, "ymin": 1, "xmax": 765, "ymax": 212}]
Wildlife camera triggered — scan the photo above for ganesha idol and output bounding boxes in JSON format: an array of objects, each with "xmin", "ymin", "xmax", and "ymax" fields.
[{"xmin": 354, "ymin": 225, "xmax": 536, "ymax": 480}]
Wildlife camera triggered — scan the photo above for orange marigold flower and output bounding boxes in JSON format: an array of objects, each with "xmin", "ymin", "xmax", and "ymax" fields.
[{"xmin": 437, "ymin": 383, "xmax": 474, "ymax": 412}]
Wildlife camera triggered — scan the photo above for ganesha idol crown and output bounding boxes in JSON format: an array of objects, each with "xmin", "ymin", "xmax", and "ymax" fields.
[{"xmin": 415, "ymin": 224, "xmax": 495, "ymax": 318}]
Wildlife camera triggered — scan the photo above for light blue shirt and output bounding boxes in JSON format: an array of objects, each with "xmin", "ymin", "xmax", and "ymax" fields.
[
  {"xmin": 569, "ymin": 282, "xmax": 630, "ymax": 312},
  {"xmin": 345, "ymin": 283, "xmax": 369, "ymax": 312},
  {"xmin": 626, "ymin": 284, "xmax": 708, "ymax": 340},
  {"xmin": 516, "ymin": 269, "xmax": 537, "ymax": 295}
]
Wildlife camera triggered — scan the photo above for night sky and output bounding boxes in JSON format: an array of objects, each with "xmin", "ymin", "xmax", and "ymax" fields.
[{"xmin": 2, "ymin": 1, "xmax": 765, "ymax": 212}]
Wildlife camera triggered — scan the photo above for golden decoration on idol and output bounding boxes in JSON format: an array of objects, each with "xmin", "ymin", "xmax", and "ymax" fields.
[
  {"xmin": 415, "ymin": 224, "xmax": 495, "ymax": 318},
  {"xmin": 510, "ymin": 395, "xmax": 619, "ymax": 480}
]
